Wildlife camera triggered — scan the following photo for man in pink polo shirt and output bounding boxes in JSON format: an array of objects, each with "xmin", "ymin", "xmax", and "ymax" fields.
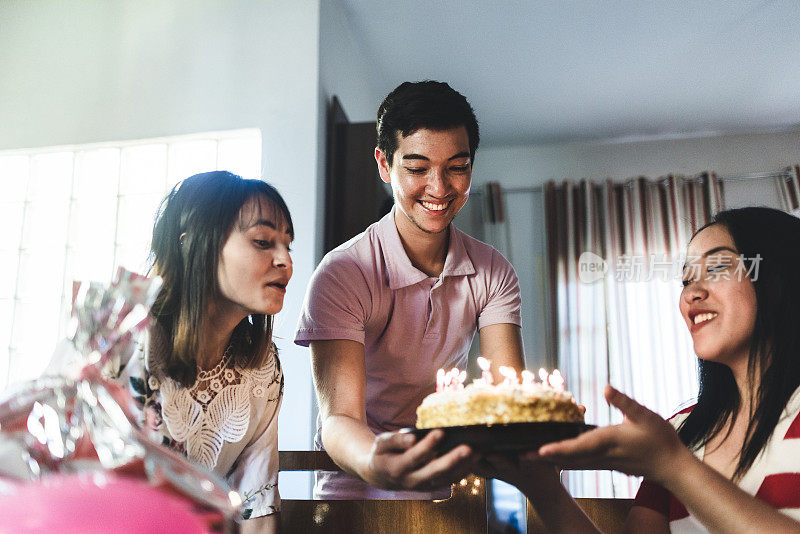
[{"xmin": 295, "ymin": 81, "xmax": 525, "ymax": 499}]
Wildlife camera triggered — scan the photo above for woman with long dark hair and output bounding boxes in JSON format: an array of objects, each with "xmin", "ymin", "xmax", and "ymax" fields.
[
  {"xmin": 486, "ymin": 207, "xmax": 800, "ymax": 533},
  {"xmin": 116, "ymin": 171, "xmax": 293, "ymax": 533}
]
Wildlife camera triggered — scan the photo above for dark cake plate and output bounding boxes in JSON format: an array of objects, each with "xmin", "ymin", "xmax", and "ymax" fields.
[{"xmin": 400, "ymin": 422, "xmax": 596, "ymax": 453}]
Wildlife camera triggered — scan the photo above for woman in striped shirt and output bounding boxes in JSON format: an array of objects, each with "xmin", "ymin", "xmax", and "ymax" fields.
[{"xmin": 486, "ymin": 207, "xmax": 800, "ymax": 533}]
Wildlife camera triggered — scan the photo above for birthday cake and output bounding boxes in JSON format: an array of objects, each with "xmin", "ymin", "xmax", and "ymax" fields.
[{"xmin": 416, "ymin": 357, "xmax": 584, "ymax": 429}]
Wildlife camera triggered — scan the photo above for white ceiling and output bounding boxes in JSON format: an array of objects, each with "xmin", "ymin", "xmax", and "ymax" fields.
[{"xmin": 339, "ymin": 0, "xmax": 800, "ymax": 147}]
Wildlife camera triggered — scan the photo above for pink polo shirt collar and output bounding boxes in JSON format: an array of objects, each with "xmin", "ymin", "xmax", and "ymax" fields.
[{"xmin": 379, "ymin": 207, "xmax": 476, "ymax": 290}]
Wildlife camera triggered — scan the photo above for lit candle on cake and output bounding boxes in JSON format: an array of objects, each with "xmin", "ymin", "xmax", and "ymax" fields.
[
  {"xmin": 456, "ymin": 370, "xmax": 467, "ymax": 390},
  {"xmin": 521, "ymin": 369, "xmax": 535, "ymax": 390},
  {"xmin": 538, "ymin": 367, "xmax": 549, "ymax": 383},
  {"xmin": 498, "ymin": 365, "xmax": 518, "ymax": 386},
  {"xmin": 432, "ymin": 361, "xmax": 569, "ymax": 394},
  {"xmin": 417, "ymin": 363, "xmax": 584, "ymax": 428},
  {"xmin": 548, "ymin": 369, "xmax": 565, "ymax": 391},
  {"xmin": 448, "ymin": 368, "xmax": 460, "ymax": 389},
  {"xmin": 477, "ymin": 356, "xmax": 493, "ymax": 385}
]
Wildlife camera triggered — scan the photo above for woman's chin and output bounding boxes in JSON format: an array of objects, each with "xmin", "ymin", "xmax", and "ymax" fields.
[
  {"xmin": 258, "ymin": 302, "xmax": 284, "ymax": 316},
  {"xmin": 693, "ymin": 343, "xmax": 721, "ymax": 363}
]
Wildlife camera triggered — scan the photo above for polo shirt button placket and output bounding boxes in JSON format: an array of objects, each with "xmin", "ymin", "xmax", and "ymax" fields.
[{"xmin": 424, "ymin": 279, "xmax": 439, "ymax": 337}]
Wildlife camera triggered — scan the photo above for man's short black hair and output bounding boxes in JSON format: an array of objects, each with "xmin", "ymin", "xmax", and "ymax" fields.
[{"xmin": 376, "ymin": 80, "xmax": 479, "ymax": 166}]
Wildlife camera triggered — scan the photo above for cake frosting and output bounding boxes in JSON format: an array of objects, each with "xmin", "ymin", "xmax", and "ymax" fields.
[{"xmin": 416, "ymin": 359, "xmax": 584, "ymax": 429}]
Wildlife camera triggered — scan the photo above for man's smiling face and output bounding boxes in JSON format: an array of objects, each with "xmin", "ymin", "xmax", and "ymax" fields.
[{"xmin": 376, "ymin": 126, "xmax": 472, "ymax": 236}]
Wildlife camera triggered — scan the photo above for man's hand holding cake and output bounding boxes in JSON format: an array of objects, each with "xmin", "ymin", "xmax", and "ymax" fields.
[{"xmin": 309, "ymin": 339, "xmax": 482, "ymax": 495}]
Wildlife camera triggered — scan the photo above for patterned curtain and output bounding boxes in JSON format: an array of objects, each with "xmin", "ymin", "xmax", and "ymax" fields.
[
  {"xmin": 544, "ymin": 173, "xmax": 724, "ymax": 497},
  {"xmin": 481, "ymin": 181, "xmax": 513, "ymax": 262},
  {"xmin": 777, "ymin": 165, "xmax": 800, "ymax": 213}
]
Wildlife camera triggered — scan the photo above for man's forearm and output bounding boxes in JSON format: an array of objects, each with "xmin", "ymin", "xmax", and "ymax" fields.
[
  {"xmin": 320, "ymin": 414, "xmax": 377, "ymax": 482},
  {"xmin": 478, "ymin": 323, "xmax": 526, "ymax": 380}
]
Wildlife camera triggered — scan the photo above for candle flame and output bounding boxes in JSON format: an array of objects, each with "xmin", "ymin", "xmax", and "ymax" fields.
[
  {"xmin": 436, "ymin": 368, "xmax": 446, "ymax": 392},
  {"xmin": 434, "ymin": 363, "xmax": 567, "ymax": 393},
  {"xmin": 498, "ymin": 366, "xmax": 518, "ymax": 386},
  {"xmin": 448, "ymin": 368, "xmax": 460, "ymax": 383},
  {"xmin": 548, "ymin": 369, "xmax": 565, "ymax": 391},
  {"xmin": 521, "ymin": 370, "xmax": 535, "ymax": 386},
  {"xmin": 498, "ymin": 366, "xmax": 516, "ymax": 378},
  {"xmin": 538, "ymin": 368, "xmax": 549, "ymax": 382}
]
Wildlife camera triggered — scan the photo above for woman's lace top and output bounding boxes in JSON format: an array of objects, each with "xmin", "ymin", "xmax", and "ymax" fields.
[
  {"xmin": 158, "ymin": 344, "xmax": 279, "ymax": 470},
  {"xmin": 116, "ymin": 328, "xmax": 283, "ymax": 519}
]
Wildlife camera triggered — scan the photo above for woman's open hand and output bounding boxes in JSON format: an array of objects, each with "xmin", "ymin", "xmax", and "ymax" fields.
[{"xmin": 537, "ymin": 385, "xmax": 688, "ymax": 483}]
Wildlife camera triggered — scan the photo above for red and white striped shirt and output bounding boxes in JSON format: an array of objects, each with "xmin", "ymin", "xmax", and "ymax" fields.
[{"xmin": 634, "ymin": 386, "xmax": 800, "ymax": 533}]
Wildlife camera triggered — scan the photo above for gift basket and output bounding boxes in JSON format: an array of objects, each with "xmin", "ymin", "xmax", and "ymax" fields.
[{"xmin": 0, "ymin": 268, "xmax": 241, "ymax": 533}]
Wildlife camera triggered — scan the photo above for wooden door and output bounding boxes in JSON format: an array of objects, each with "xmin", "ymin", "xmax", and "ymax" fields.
[{"xmin": 324, "ymin": 96, "xmax": 392, "ymax": 253}]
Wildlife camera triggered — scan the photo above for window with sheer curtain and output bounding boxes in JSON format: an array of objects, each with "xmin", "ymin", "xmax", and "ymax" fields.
[
  {"xmin": 0, "ymin": 129, "xmax": 262, "ymax": 390},
  {"xmin": 544, "ymin": 175, "xmax": 724, "ymax": 497}
]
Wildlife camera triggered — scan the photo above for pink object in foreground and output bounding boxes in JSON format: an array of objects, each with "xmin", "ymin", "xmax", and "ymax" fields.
[{"xmin": 0, "ymin": 473, "xmax": 217, "ymax": 534}]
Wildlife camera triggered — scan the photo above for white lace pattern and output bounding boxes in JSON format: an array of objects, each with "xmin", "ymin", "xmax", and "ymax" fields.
[{"xmin": 158, "ymin": 348, "xmax": 278, "ymax": 470}]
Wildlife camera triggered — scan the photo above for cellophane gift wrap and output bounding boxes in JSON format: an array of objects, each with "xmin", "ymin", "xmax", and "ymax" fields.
[{"xmin": 0, "ymin": 268, "xmax": 242, "ymax": 533}]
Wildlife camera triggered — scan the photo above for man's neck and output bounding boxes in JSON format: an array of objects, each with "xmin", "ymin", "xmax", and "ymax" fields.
[{"xmin": 393, "ymin": 209, "xmax": 449, "ymax": 278}]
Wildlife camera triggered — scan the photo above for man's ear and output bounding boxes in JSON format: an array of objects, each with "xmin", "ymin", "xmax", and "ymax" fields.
[{"xmin": 375, "ymin": 147, "xmax": 392, "ymax": 184}]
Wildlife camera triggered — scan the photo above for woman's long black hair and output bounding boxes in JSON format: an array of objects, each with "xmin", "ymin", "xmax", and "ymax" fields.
[
  {"xmin": 149, "ymin": 171, "xmax": 293, "ymax": 387},
  {"xmin": 677, "ymin": 207, "xmax": 800, "ymax": 479}
]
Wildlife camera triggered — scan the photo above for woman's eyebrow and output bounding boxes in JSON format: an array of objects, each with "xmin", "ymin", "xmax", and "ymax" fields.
[
  {"xmin": 247, "ymin": 219, "xmax": 293, "ymax": 239},
  {"xmin": 251, "ymin": 219, "xmax": 276, "ymax": 230},
  {"xmin": 682, "ymin": 246, "xmax": 738, "ymax": 271},
  {"xmin": 701, "ymin": 246, "xmax": 738, "ymax": 257}
]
